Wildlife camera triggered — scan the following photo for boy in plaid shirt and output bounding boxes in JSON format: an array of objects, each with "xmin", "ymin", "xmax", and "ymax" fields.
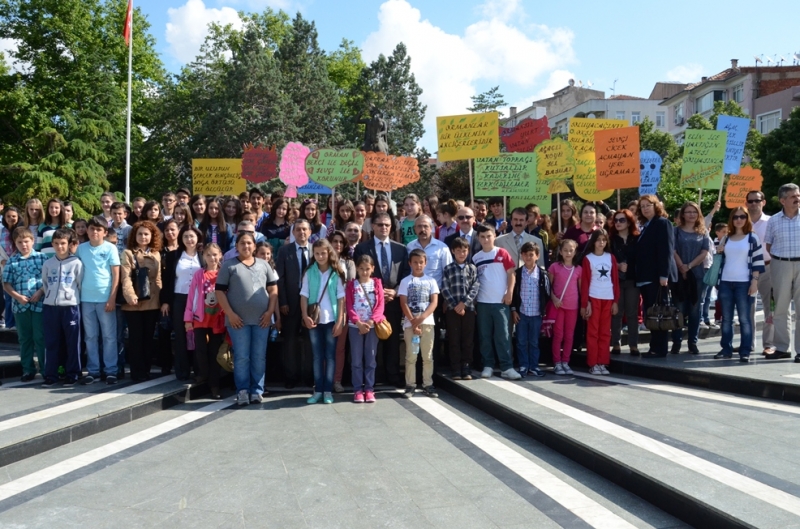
[
  {"xmin": 2, "ymin": 227, "xmax": 47, "ymax": 382},
  {"xmin": 440, "ymin": 237, "xmax": 480, "ymax": 379}
]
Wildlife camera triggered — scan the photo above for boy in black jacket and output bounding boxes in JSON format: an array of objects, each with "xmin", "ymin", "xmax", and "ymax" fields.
[{"xmin": 511, "ymin": 242, "xmax": 551, "ymax": 377}]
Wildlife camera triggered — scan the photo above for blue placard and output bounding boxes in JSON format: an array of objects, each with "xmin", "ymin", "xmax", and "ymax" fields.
[
  {"xmin": 297, "ymin": 180, "xmax": 332, "ymax": 195},
  {"xmin": 716, "ymin": 115, "xmax": 750, "ymax": 175},
  {"xmin": 638, "ymin": 150, "xmax": 662, "ymax": 196}
]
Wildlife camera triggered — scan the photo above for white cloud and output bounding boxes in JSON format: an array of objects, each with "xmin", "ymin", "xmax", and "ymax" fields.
[
  {"xmin": 166, "ymin": 0, "xmax": 243, "ymax": 64},
  {"xmin": 215, "ymin": 0, "xmax": 294, "ymax": 9},
  {"xmin": 0, "ymin": 38, "xmax": 30, "ymax": 73},
  {"xmin": 665, "ymin": 63, "xmax": 704, "ymax": 83},
  {"xmin": 361, "ymin": 0, "xmax": 576, "ymax": 151}
]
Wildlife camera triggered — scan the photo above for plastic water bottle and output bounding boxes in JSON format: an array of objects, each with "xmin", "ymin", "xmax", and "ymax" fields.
[
  {"xmin": 411, "ymin": 334, "xmax": 420, "ymax": 355},
  {"xmin": 269, "ymin": 326, "xmax": 279, "ymax": 342}
]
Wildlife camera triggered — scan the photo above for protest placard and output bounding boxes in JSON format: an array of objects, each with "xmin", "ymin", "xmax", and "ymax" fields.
[
  {"xmin": 192, "ymin": 159, "xmax": 246, "ymax": 195},
  {"xmin": 681, "ymin": 130, "xmax": 727, "ymax": 189},
  {"xmin": 437, "ymin": 112, "xmax": 500, "ymax": 162},
  {"xmin": 241, "ymin": 144, "xmax": 278, "ymax": 184},
  {"xmin": 574, "ymin": 152, "xmax": 613, "ymax": 201},
  {"xmin": 534, "ymin": 138, "xmax": 576, "ymax": 181},
  {"xmin": 568, "ymin": 117, "xmax": 627, "ymax": 155},
  {"xmin": 360, "ymin": 152, "xmax": 419, "ymax": 191},
  {"xmin": 725, "ymin": 166, "xmax": 763, "ymax": 208},
  {"xmin": 279, "ymin": 142, "xmax": 310, "ymax": 198},
  {"xmin": 304, "ymin": 149, "xmax": 364, "ymax": 188},
  {"xmin": 548, "ymin": 180, "xmax": 571, "ymax": 194},
  {"xmin": 499, "ymin": 116, "xmax": 550, "ymax": 153},
  {"xmin": 298, "ymin": 180, "xmax": 332, "ymax": 195},
  {"xmin": 716, "ymin": 115, "xmax": 750, "ymax": 175},
  {"xmin": 638, "ymin": 150, "xmax": 663, "ymax": 196},
  {"xmin": 594, "ymin": 126, "xmax": 640, "ymax": 190},
  {"xmin": 474, "ymin": 153, "xmax": 537, "ymax": 197}
]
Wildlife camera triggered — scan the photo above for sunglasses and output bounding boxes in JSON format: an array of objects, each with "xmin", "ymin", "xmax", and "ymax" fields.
[
  {"xmin": 457, "ymin": 215, "xmax": 474, "ymax": 221},
  {"xmin": 746, "ymin": 199, "xmax": 762, "ymax": 204},
  {"xmin": 614, "ymin": 217, "xmax": 628, "ymax": 223},
  {"xmin": 373, "ymin": 223, "xmax": 391, "ymax": 228},
  {"xmin": 733, "ymin": 214, "xmax": 747, "ymax": 220}
]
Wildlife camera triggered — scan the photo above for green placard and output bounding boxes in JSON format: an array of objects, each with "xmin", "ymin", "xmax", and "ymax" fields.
[
  {"xmin": 474, "ymin": 153, "xmax": 537, "ymax": 197},
  {"xmin": 681, "ymin": 130, "xmax": 727, "ymax": 189},
  {"xmin": 304, "ymin": 149, "xmax": 364, "ymax": 188}
]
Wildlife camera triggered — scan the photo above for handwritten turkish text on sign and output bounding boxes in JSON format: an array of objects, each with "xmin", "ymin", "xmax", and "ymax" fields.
[
  {"xmin": 716, "ymin": 115, "xmax": 750, "ymax": 175},
  {"xmin": 548, "ymin": 180, "xmax": 571, "ymax": 194},
  {"xmin": 594, "ymin": 126, "xmax": 640, "ymax": 190},
  {"xmin": 499, "ymin": 116, "xmax": 550, "ymax": 153},
  {"xmin": 574, "ymin": 153, "xmax": 613, "ymax": 201},
  {"xmin": 242, "ymin": 145, "xmax": 278, "ymax": 184},
  {"xmin": 509, "ymin": 181, "xmax": 552, "ymax": 214},
  {"xmin": 639, "ymin": 151, "xmax": 663, "ymax": 196},
  {"xmin": 534, "ymin": 138, "xmax": 576, "ymax": 182},
  {"xmin": 362, "ymin": 152, "xmax": 420, "ymax": 192},
  {"xmin": 474, "ymin": 153, "xmax": 537, "ymax": 197},
  {"xmin": 725, "ymin": 166, "xmax": 763, "ymax": 208},
  {"xmin": 436, "ymin": 112, "xmax": 500, "ymax": 162},
  {"xmin": 681, "ymin": 130, "xmax": 727, "ymax": 189},
  {"xmin": 298, "ymin": 180, "xmax": 332, "ymax": 195},
  {"xmin": 568, "ymin": 118, "xmax": 627, "ymax": 155},
  {"xmin": 192, "ymin": 159, "xmax": 246, "ymax": 195},
  {"xmin": 304, "ymin": 149, "xmax": 364, "ymax": 188}
]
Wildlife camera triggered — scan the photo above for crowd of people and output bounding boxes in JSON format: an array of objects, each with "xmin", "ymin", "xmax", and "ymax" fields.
[{"xmin": 0, "ymin": 182, "xmax": 798, "ymax": 404}]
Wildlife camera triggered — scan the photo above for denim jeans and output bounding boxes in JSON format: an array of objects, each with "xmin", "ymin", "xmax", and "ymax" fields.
[
  {"xmin": 718, "ymin": 281, "xmax": 754, "ymax": 358},
  {"xmin": 116, "ymin": 307, "xmax": 126, "ymax": 373},
  {"xmin": 701, "ymin": 284, "xmax": 714, "ymax": 323},
  {"xmin": 228, "ymin": 324, "xmax": 269, "ymax": 395},
  {"xmin": 515, "ymin": 314, "xmax": 542, "ymax": 370},
  {"xmin": 672, "ymin": 275, "xmax": 705, "ymax": 347},
  {"xmin": 308, "ymin": 322, "xmax": 336, "ymax": 393},
  {"xmin": 82, "ymin": 302, "xmax": 118, "ymax": 376},
  {"xmin": 3, "ymin": 292, "xmax": 14, "ymax": 328},
  {"xmin": 349, "ymin": 326, "xmax": 378, "ymax": 391}
]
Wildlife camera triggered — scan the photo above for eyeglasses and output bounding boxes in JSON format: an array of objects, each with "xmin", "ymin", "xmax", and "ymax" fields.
[
  {"xmin": 614, "ymin": 217, "xmax": 628, "ymax": 223},
  {"xmin": 746, "ymin": 199, "xmax": 763, "ymax": 204},
  {"xmin": 457, "ymin": 215, "xmax": 474, "ymax": 221},
  {"xmin": 733, "ymin": 214, "xmax": 747, "ymax": 220},
  {"xmin": 374, "ymin": 223, "xmax": 390, "ymax": 228}
]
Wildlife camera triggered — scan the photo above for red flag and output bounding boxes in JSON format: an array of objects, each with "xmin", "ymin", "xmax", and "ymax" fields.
[{"xmin": 123, "ymin": 0, "xmax": 133, "ymax": 46}]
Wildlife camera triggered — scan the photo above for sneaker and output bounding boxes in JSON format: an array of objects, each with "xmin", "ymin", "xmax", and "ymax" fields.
[
  {"xmin": 354, "ymin": 391, "xmax": 365, "ymax": 403},
  {"xmin": 528, "ymin": 367, "xmax": 545, "ymax": 377},
  {"xmin": 599, "ymin": 365, "xmax": 610, "ymax": 375},
  {"xmin": 589, "ymin": 365, "xmax": 603, "ymax": 375},
  {"xmin": 481, "ymin": 367, "xmax": 494, "ymax": 379},
  {"xmin": 638, "ymin": 324, "xmax": 648, "ymax": 332},
  {"xmin": 699, "ymin": 321, "xmax": 709, "ymax": 329},
  {"xmin": 621, "ymin": 325, "xmax": 628, "ymax": 334},
  {"xmin": 20, "ymin": 373, "xmax": 35, "ymax": 382},
  {"xmin": 333, "ymin": 381, "xmax": 345, "ymax": 393},
  {"xmin": 711, "ymin": 321, "xmax": 721, "ymax": 330},
  {"xmin": 42, "ymin": 379, "xmax": 57, "ymax": 388},
  {"xmin": 451, "ymin": 373, "xmax": 462, "ymax": 380},
  {"xmin": 237, "ymin": 389, "xmax": 249, "ymax": 405},
  {"xmin": 81, "ymin": 375, "xmax": 95, "ymax": 385},
  {"xmin": 323, "ymin": 392, "xmax": 334, "ymax": 404},
  {"xmin": 63, "ymin": 378, "xmax": 77, "ymax": 387},
  {"xmin": 562, "ymin": 363, "xmax": 574, "ymax": 375},
  {"xmin": 403, "ymin": 386, "xmax": 415, "ymax": 398},
  {"xmin": 461, "ymin": 367, "xmax": 472, "ymax": 380},
  {"xmin": 0, "ymin": 318, "xmax": 5, "ymax": 328},
  {"xmin": 424, "ymin": 386, "xmax": 439, "ymax": 398},
  {"xmin": 688, "ymin": 343, "xmax": 699, "ymax": 355},
  {"xmin": 307, "ymin": 392, "xmax": 322, "ymax": 404},
  {"xmin": 553, "ymin": 363, "xmax": 566, "ymax": 375},
  {"xmin": 364, "ymin": 390, "xmax": 376, "ymax": 403},
  {"xmin": 501, "ymin": 368, "xmax": 521, "ymax": 380},
  {"xmin": 250, "ymin": 393, "xmax": 263, "ymax": 404},
  {"xmin": 106, "ymin": 375, "xmax": 117, "ymax": 385},
  {"xmin": 517, "ymin": 367, "xmax": 527, "ymax": 378}
]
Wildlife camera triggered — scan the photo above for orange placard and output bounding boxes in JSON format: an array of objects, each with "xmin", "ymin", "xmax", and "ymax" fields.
[
  {"xmin": 725, "ymin": 166, "xmax": 763, "ymax": 208},
  {"xmin": 361, "ymin": 152, "xmax": 420, "ymax": 192},
  {"xmin": 594, "ymin": 126, "xmax": 640, "ymax": 191}
]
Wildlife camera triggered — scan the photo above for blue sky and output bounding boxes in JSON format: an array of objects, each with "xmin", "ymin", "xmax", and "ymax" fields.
[{"xmin": 19, "ymin": 0, "xmax": 800, "ymax": 150}]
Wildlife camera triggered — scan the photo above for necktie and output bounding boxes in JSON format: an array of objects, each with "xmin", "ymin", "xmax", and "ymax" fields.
[
  {"xmin": 381, "ymin": 242, "xmax": 390, "ymax": 280},
  {"xmin": 300, "ymin": 247, "xmax": 308, "ymax": 273},
  {"xmin": 514, "ymin": 233, "xmax": 522, "ymax": 251}
]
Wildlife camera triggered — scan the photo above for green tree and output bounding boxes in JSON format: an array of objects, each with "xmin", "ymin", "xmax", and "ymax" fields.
[
  {"xmin": 757, "ymin": 105, "xmax": 800, "ymax": 210},
  {"xmin": 326, "ymin": 39, "xmax": 365, "ymax": 112},
  {"xmin": 468, "ymin": 86, "xmax": 507, "ymax": 117}
]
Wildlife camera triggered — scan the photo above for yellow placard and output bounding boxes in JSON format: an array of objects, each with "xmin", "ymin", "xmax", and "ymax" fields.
[
  {"xmin": 534, "ymin": 138, "xmax": 576, "ymax": 182},
  {"xmin": 574, "ymin": 153, "xmax": 613, "ymax": 201},
  {"xmin": 436, "ymin": 112, "xmax": 500, "ymax": 162},
  {"xmin": 548, "ymin": 180, "xmax": 571, "ymax": 194},
  {"xmin": 568, "ymin": 118, "xmax": 627, "ymax": 156},
  {"xmin": 192, "ymin": 159, "xmax": 246, "ymax": 195}
]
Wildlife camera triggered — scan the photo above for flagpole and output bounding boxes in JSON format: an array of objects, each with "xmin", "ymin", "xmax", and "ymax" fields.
[{"xmin": 124, "ymin": 0, "xmax": 133, "ymax": 204}]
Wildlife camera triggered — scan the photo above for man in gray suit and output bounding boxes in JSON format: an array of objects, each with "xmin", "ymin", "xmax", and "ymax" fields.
[
  {"xmin": 496, "ymin": 208, "xmax": 545, "ymax": 269},
  {"xmin": 354, "ymin": 212, "xmax": 410, "ymax": 387},
  {"xmin": 276, "ymin": 220, "xmax": 312, "ymax": 388}
]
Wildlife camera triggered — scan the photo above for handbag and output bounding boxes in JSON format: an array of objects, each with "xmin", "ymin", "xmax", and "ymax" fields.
[
  {"xmin": 703, "ymin": 238, "xmax": 726, "ymax": 287},
  {"xmin": 358, "ymin": 280, "xmax": 392, "ymax": 340},
  {"xmin": 132, "ymin": 256, "xmax": 151, "ymax": 300},
  {"xmin": 541, "ymin": 264, "xmax": 575, "ymax": 337},
  {"xmin": 217, "ymin": 340, "xmax": 234, "ymax": 372},
  {"xmin": 306, "ymin": 272, "xmax": 330, "ymax": 325},
  {"xmin": 645, "ymin": 286, "xmax": 685, "ymax": 332}
]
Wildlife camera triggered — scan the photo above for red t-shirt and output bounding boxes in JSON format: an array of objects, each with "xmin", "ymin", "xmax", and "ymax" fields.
[{"xmin": 195, "ymin": 270, "xmax": 226, "ymax": 334}]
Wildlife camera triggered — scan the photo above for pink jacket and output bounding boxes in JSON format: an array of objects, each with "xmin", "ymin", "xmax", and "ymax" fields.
[
  {"xmin": 184, "ymin": 268, "xmax": 217, "ymax": 323},
  {"xmin": 346, "ymin": 278, "xmax": 386, "ymax": 325}
]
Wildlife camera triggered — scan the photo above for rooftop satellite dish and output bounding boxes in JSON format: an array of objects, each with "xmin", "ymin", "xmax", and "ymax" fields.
[
  {"xmin": 780, "ymin": 55, "xmax": 787, "ymax": 65},
  {"xmin": 765, "ymin": 56, "xmax": 774, "ymax": 65},
  {"xmin": 587, "ymin": 81, "xmax": 593, "ymax": 88},
  {"xmin": 754, "ymin": 55, "xmax": 763, "ymax": 64},
  {"xmin": 795, "ymin": 52, "xmax": 800, "ymax": 61}
]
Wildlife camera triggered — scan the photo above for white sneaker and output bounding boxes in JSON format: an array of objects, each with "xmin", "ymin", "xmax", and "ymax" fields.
[
  {"xmin": 599, "ymin": 365, "xmax": 610, "ymax": 375},
  {"xmin": 481, "ymin": 367, "xmax": 494, "ymax": 378},
  {"xmin": 553, "ymin": 363, "xmax": 566, "ymax": 375},
  {"xmin": 589, "ymin": 365, "xmax": 603, "ymax": 375},
  {"xmin": 237, "ymin": 389, "xmax": 249, "ymax": 406},
  {"xmin": 699, "ymin": 321, "xmax": 709, "ymax": 329},
  {"xmin": 562, "ymin": 363, "xmax": 574, "ymax": 375},
  {"xmin": 501, "ymin": 368, "xmax": 521, "ymax": 380}
]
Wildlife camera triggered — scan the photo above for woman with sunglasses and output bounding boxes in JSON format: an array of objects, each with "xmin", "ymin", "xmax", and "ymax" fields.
[
  {"xmin": 713, "ymin": 208, "xmax": 765, "ymax": 362},
  {"xmin": 609, "ymin": 209, "xmax": 641, "ymax": 355}
]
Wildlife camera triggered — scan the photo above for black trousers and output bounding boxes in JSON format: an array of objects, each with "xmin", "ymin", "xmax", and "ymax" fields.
[
  {"xmin": 281, "ymin": 309, "xmax": 310, "ymax": 385},
  {"xmin": 641, "ymin": 282, "xmax": 669, "ymax": 355},
  {"xmin": 125, "ymin": 309, "xmax": 158, "ymax": 380},
  {"xmin": 445, "ymin": 308, "xmax": 476, "ymax": 372},
  {"xmin": 171, "ymin": 294, "xmax": 191, "ymax": 380},
  {"xmin": 193, "ymin": 327, "xmax": 223, "ymax": 389},
  {"xmin": 378, "ymin": 298, "xmax": 402, "ymax": 386}
]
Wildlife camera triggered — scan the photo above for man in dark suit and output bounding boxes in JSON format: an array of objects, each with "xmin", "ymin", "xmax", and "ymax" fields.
[
  {"xmin": 276, "ymin": 219, "xmax": 313, "ymax": 388},
  {"xmin": 444, "ymin": 207, "xmax": 482, "ymax": 260},
  {"xmin": 354, "ymin": 212, "xmax": 410, "ymax": 387}
]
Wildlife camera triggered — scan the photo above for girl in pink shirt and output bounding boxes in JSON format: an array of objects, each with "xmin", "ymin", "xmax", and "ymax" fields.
[{"xmin": 548, "ymin": 239, "xmax": 581, "ymax": 375}]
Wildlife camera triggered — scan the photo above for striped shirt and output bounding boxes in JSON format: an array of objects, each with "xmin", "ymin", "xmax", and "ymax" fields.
[{"xmin": 764, "ymin": 211, "xmax": 800, "ymax": 259}]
